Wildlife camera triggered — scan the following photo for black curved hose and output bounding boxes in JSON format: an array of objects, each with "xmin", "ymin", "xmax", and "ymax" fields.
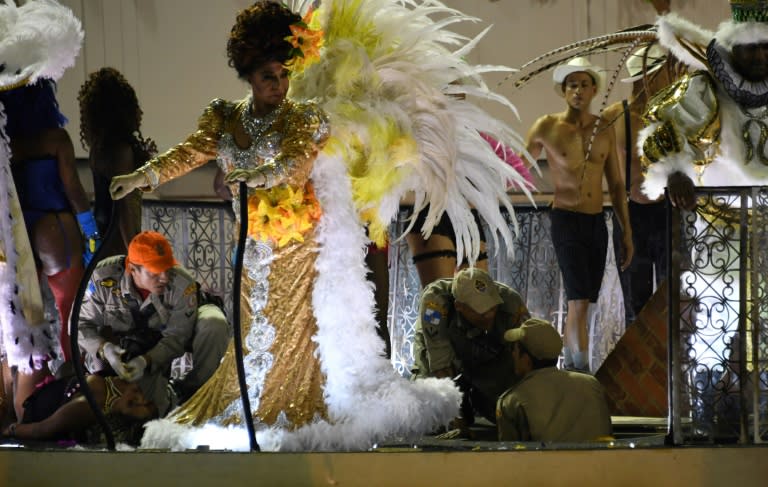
[
  {"xmin": 233, "ymin": 181, "xmax": 259, "ymax": 451},
  {"xmin": 69, "ymin": 203, "xmax": 119, "ymax": 450}
]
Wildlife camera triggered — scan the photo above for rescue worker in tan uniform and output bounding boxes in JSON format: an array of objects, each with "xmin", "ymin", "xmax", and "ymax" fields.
[
  {"xmin": 413, "ymin": 268, "xmax": 530, "ymax": 436},
  {"xmin": 79, "ymin": 231, "xmax": 229, "ymax": 415}
]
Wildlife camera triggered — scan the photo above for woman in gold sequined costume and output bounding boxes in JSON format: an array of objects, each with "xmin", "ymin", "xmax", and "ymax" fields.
[
  {"xmin": 110, "ymin": 1, "xmax": 344, "ymax": 443},
  {"xmin": 110, "ymin": 0, "xmax": 533, "ymax": 451}
]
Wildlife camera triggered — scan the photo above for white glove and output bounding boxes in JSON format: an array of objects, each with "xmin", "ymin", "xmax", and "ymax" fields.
[
  {"xmin": 101, "ymin": 343, "xmax": 129, "ymax": 378},
  {"xmin": 224, "ymin": 168, "xmax": 267, "ymax": 188},
  {"xmin": 110, "ymin": 171, "xmax": 148, "ymax": 200},
  {"xmin": 122, "ymin": 355, "xmax": 148, "ymax": 382}
]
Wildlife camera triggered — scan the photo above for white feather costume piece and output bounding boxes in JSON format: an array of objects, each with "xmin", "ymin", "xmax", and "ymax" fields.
[
  {"xmin": 641, "ymin": 11, "xmax": 768, "ymax": 195},
  {"xmin": 289, "ymin": 0, "xmax": 537, "ymax": 264},
  {"xmin": 656, "ymin": 12, "xmax": 712, "ymax": 71},
  {"xmin": 715, "ymin": 18, "xmax": 768, "ymax": 50},
  {"xmin": 0, "ymin": 0, "xmax": 83, "ymax": 88}
]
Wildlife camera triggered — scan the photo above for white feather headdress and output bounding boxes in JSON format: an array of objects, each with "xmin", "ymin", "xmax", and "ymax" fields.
[{"xmin": 0, "ymin": 0, "xmax": 83, "ymax": 90}]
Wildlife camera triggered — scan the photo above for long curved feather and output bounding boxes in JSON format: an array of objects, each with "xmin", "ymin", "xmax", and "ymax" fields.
[{"xmin": 499, "ymin": 29, "xmax": 659, "ymax": 92}]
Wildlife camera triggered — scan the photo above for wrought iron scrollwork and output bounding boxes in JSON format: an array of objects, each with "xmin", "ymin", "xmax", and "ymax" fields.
[{"xmin": 669, "ymin": 188, "xmax": 768, "ymax": 444}]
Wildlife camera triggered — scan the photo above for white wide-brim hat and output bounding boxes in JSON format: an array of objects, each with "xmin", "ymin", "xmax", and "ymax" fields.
[
  {"xmin": 621, "ymin": 44, "xmax": 668, "ymax": 83},
  {"xmin": 552, "ymin": 56, "xmax": 604, "ymax": 96}
]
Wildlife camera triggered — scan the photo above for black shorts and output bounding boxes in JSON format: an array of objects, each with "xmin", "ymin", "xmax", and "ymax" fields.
[
  {"xmin": 550, "ymin": 208, "xmax": 608, "ymax": 302},
  {"xmin": 403, "ymin": 205, "xmax": 487, "ymax": 245}
]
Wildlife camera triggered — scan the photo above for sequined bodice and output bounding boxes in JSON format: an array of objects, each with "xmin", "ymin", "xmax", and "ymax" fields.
[{"xmin": 217, "ymin": 95, "xmax": 283, "ymax": 173}]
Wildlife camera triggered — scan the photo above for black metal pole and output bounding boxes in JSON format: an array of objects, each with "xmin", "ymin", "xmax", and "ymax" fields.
[
  {"xmin": 664, "ymin": 190, "xmax": 676, "ymax": 446},
  {"xmin": 233, "ymin": 181, "xmax": 259, "ymax": 451},
  {"xmin": 69, "ymin": 204, "xmax": 118, "ymax": 450}
]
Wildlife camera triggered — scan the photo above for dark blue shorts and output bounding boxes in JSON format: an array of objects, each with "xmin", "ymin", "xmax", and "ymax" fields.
[{"xmin": 550, "ymin": 208, "xmax": 608, "ymax": 302}]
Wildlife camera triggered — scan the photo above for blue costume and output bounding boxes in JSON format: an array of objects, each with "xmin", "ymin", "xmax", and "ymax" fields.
[{"xmin": 12, "ymin": 157, "xmax": 72, "ymax": 235}]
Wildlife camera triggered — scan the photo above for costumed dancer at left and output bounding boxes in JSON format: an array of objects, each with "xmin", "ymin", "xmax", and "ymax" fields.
[
  {"xmin": 0, "ymin": 0, "xmax": 91, "ymax": 424},
  {"xmin": 111, "ymin": 0, "xmax": 534, "ymax": 451}
]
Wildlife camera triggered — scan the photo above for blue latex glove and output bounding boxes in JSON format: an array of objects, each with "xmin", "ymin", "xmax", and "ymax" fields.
[{"xmin": 76, "ymin": 210, "xmax": 102, "ymax": 266}]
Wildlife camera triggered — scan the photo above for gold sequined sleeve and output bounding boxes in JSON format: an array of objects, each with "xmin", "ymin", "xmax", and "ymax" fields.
[
  {"xmin": 641, "ymin": 71, "xmax": 720, "ymax": 165},
  {"xmin": 136, "ymin": 99, "xmax": 227, "ymax": 189},
  {"xmin": 254, "ymin": 101, "xmax": 330, "ymax": 188}
]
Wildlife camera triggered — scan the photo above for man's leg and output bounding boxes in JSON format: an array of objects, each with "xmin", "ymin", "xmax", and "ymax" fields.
[
  {"xmin": 182, "ymin": 304, "xmax": 230, "ymax": 395},
  {"xmin": 565, "ymin": 298, "xmax": 590, "ymax": 371},
  {"xmin": 47, "ymin": 265, "xmax": 84, "ymax": 362}
]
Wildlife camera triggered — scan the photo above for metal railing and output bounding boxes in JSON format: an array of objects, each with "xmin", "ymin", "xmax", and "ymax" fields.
[
  {"xmin": 136, "ymin": 193, "xmax": 768, "ymax": 446},
  {"xmin": 142, "ymin": 200, "xmax": 235, "ymax": 379},
  {"xmin": 667, "ymin": 187, "xmax": 768, "ymax": 445},
  {"xmin": 146, "ymin": 201, "xmax": 628, "ymax": 383}
]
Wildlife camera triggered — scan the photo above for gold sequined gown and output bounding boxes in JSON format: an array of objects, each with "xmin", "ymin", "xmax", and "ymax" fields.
[{"xmin": 135, "ymin": 96, "xmax": 331, "ymax": 429}]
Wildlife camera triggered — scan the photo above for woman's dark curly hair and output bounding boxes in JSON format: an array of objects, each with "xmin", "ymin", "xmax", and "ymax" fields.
[
  {"xmin": 77, "ymin": 67, "xmax": 155, "ymax": 158},
  {"xmin": 227, "ymin": 1, "xmax": 301, "ymax": 79}
]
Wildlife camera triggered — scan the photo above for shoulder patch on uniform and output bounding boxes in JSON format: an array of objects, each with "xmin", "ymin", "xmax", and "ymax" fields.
[
  {"xmin": 183, "ymin": 283, "xmax": 197, "ymax": 296},
  {"xmin": 422, "ymin": 301, "xmax": 446, "ymax": 333},
  {"xmin": 99, "ymin": 278, "xmax": 117, "ymax": 288},
  {"xmin": 424, "ymin": 300, "xmax": 446, "ymax": 315}
]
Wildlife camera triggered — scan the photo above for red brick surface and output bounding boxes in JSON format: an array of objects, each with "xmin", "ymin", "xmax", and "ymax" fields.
[{"xmin": 595, "ymin": 281, "xmax": 669, "ymax": 416}]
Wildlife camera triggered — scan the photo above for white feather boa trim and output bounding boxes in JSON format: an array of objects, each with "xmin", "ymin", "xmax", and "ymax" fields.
[
  {"xmin": 656, "ymin": 12, "xmax": 712, "ymax": 71},
  {"xmin": 638, "ymin": 123, "xmax": 698, "ymax": 199},
  {"xmin": 715, "ymin": 19, "xmax": 768, "ymax": 51},
  {"xmin": 140, "ymin": 153, "xmax": 461, "ymax": 452},
  {"xmin": 0, "ymin": 105, "xmax": 56, "ymax": 372}
]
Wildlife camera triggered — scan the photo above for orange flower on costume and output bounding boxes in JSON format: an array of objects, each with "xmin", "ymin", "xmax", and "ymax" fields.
[
  {"xmin": 284, "ymin": 9, "xmax": 324, "ymax": 74},
  {"xmin": 247, "ymin": 183, "xmax": 322, "ymax": 248}
]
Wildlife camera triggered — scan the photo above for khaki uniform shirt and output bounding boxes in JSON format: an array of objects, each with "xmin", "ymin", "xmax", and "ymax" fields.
[
  {"xmin": 496, "ymin": 367, "xmax": 612, "ymax": 442},
  {"xmin": 79, "ymin": 255, "xmax": 199, "ymax": 374},
  {"xmin": 413, "ymin": 278, "xmax": 530, "ymax": 406}
]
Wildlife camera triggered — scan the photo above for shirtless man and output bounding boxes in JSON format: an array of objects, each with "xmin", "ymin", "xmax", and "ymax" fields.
[{"xmin": 525, "ymin": 57, "xmax": 633, "ymax": 372}]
